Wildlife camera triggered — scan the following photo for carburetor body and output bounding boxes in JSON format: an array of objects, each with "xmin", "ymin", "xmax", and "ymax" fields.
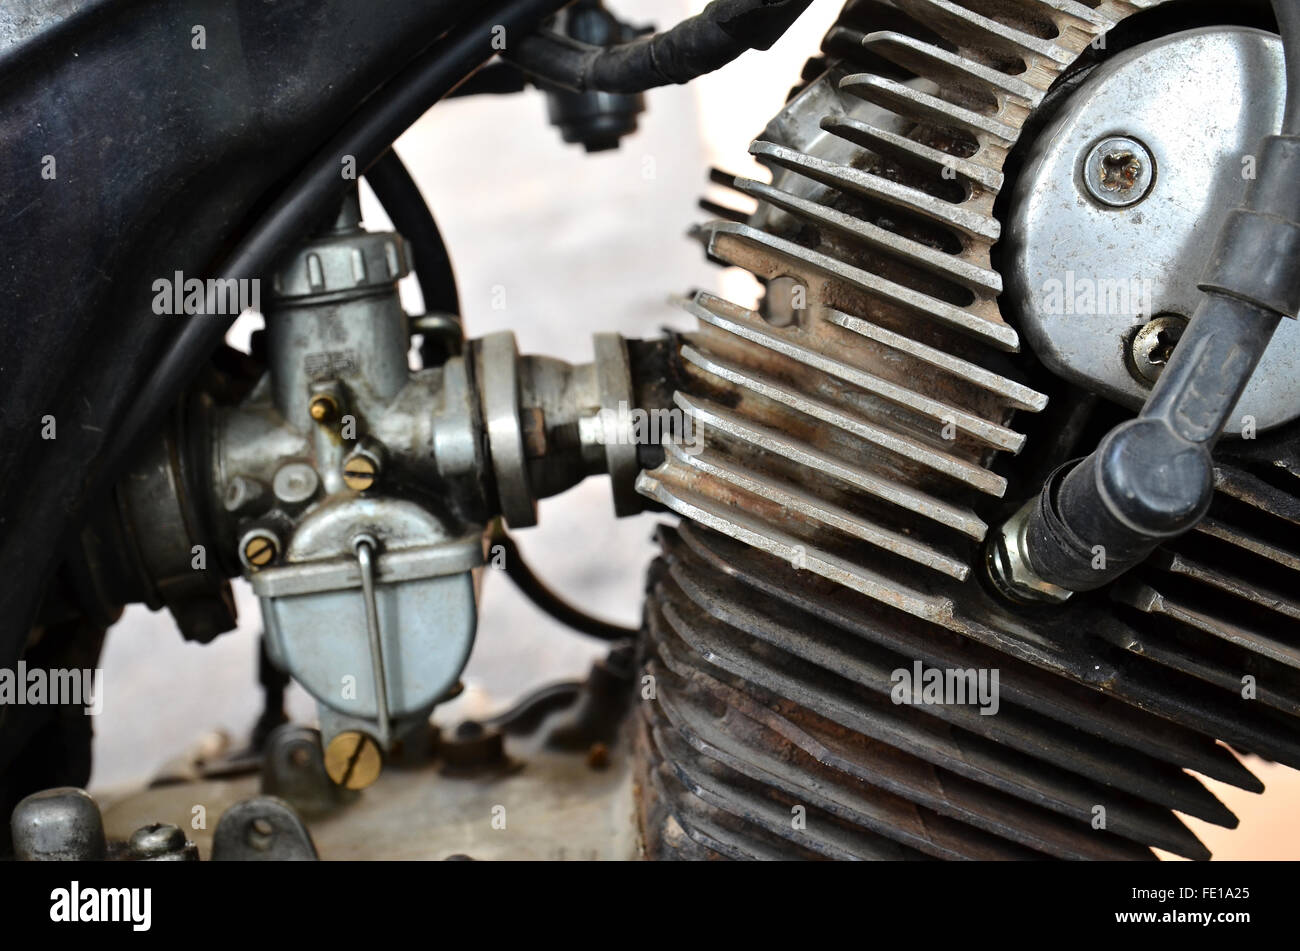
[{"xmin": 73, "ymin": 191, "xmax": 649, "ymax": 761}]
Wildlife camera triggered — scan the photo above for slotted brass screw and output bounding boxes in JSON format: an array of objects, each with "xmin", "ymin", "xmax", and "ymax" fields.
[
  {"xmin": 243, "ymin": 534, "xmax": 277, "ymax": 568},
  {"xmin": 342, "ymin": 453, "xmax": 377, "ymax": 492},
  {"xmin": 324, "ymin": 731, "xmax": 382, "ymax": 789}
]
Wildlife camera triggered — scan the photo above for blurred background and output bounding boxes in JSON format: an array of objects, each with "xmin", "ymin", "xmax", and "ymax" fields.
[{"xmin": 88, "ymin": 0, "xmax": 1299, "ymax": 859}]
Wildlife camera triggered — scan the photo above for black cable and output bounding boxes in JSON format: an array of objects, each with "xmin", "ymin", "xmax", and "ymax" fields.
[
  {"xmin": 1275, "ymin": 0, "xmax": 1300, "ymax": 133},
  {"xmin": 489, "ymin": 524, "xmax": 639, "ymax": 641},
  {"xmin": 503, "ymin": 0, "xmax": 813, "ymax": 93},
  {"xmin": 367, "ymin": 149, "xmax": 460, "ymax": 318},
  {"xmin": 365, "ymin": 148, "xmax": 462, "ymax": 363},
  {"xmin": 483, "ymin": 680, "xmax": 583, "ymax": 734},
  {"xmin": 86, "ymin": 0, "xmax": 572, "ymax": 518},
  {"xmin": 445, "ymin": 61, "xmax": 530, "ymax": 98}
]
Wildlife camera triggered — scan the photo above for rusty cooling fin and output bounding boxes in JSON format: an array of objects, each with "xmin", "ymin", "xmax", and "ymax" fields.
[{"xmin": 633, "ymin": 0, "xmax": 1300, "ymax": 860}]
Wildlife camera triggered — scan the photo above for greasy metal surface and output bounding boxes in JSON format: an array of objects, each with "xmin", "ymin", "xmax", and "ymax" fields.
[
  {"xmin": 10, "ymin": 787, "xmax": 108, "ymax": 861},
  {"xmin": 266, "ymin": 206, "xmax": 413, "ymax": 434},
  {"xmin": 632, "ymin": 0, "xmax": 1300, "ymax": 861},
  {"xmin": 262, "ymin": 725, "xmax": 360, "ymax": 816},
  {"xmin": 1006, "ymin": 27, "xmax": 1300, "ymax": 428},
  {"xmin": 1110, "ymin": 464, "xmax": 1300, "ymax": 708},
  {"xmin": 650, "ymin": 657, "xmax": 1146, "ymax": 859},
  {"xmin": 127, "ymin": 823, "xmax": 198, "ymax": 861},
  {"xmin": 100, "ymin": 744, "xmax": 636, "ymax": 860},
  {"xmin": 641, "ymin": 522, "xmax": 1223, "ymax": 860},
  {"xmin": 656, "ymin": 528, "xmax": 1232, "ymax": 827}
]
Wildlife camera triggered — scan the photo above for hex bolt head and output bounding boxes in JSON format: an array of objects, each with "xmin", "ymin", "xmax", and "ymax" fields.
[
  {"xmin": 984, "ymin": 501, "xmax": 1072, "ymax": 604},
  {"xmin": 341, "ymin": 451, "xmax": 379, "ymax": 492},
  {"xmin": 323, "ymin": 731, "xmax": 383, "ymax": 789},
  {"xmin": 240, "ymin": 530, "xmax": 280, "ymax": 570},
  {"xmin": 1082, "ymin": 136, "xmax": 1155, "ymax": 207},
  {"xmin": 1130, "ymin": 314, "xmax": 1188, "ymax": 385}
]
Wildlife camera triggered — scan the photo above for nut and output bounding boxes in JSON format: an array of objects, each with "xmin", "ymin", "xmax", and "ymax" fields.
[{"xmin": 986, "ymin": 501, "xmax": 1072, "ymax": 604}]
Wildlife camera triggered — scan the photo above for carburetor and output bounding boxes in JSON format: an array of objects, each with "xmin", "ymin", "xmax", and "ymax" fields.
[{"xmin": 69, "ymin": 189, "xmax": 657, "ymax": 777}]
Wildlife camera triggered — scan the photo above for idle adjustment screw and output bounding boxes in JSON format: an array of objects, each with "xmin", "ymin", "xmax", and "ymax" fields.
[
  {"xmin": 241, "ymin": 529, "xmax": 280, "ymax": 570},
  {"xmin": 342, "ymin": 449, "xmax": 379, "ymax": 492}
]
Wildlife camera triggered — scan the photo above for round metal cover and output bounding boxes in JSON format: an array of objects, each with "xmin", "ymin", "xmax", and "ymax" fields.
[{"xmin": 1006, "ymin": 27, "xmax": 1300, "ymax": 432}]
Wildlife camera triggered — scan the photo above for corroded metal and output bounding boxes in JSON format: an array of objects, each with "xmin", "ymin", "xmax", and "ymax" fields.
[{"xmin": 634, "ymin": 0, "xmax": 1300, "ymax": 862}]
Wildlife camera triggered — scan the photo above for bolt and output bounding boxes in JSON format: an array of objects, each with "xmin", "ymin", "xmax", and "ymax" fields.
[
  {"xmin": 272, "ymin": 462, "xmax": 320, "ymax": 505},
  {"xmin": 1130, "ymin": 314, "xmax": 1188, "ymax": 385},
  {"xmin": 342, "ymin": 451, "xmax": 378, "ymax": 492},
  {"xmin": 323, "ymin": 731, "xmax": 383, "ymax": 789},
  {"xmin": 270, "ymin": 459, "xmax": 318, "ymax": 504},
  {"xmin": 308, "ymin": 394, "xmax": 338, "ymax": 423},
  {"xmin": 1082, "ymin": 136, "xmax": 1155, "ymax": 207},
  {"xmin": 129, "ymin": 822, "xmax": 186, "ymax": 858},
  {"xmin": 241, "ymin": 531, "xmax": 279, "ymax": 569},
  {"xmin": 223, "ymin": 475, "xmax": 266, "ymax": 514},
  {"xmin": 10, "ymin": 787, "xmax": 107, "ymax": 861},
  {"xmin": 985, "ymin": 500, "xmax": 1072, "ymax": 604}
]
